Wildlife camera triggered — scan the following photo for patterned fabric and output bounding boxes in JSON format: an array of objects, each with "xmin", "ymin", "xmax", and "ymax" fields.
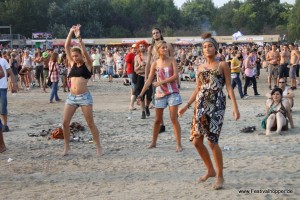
[
  {"xmin": 190, "ymin": 63, "xmax": 226, "ymax": 144},
  {"xmin": 49, "ymin": 61, "xmax": 60, "ymax": 82}
]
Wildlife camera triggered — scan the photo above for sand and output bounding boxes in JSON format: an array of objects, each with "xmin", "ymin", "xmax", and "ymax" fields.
[{"xmin": 0, "ymin": 70, "xmax": 299, "ymax": 200}]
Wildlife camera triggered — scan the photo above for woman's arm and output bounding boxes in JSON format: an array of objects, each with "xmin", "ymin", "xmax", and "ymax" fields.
[
  {"xmin": 284, "ymin": 101, "xmax": 294, "ymax": 128},
  {"xmin": 73, "ymin": 25, "xmax": 93, "ymax": 70},
  {"xmin": 153, "ymin": 58, "xmax": 178, "ymax": 87},
  {"xmin": 223, "ymin": 61, "xmax": 240, "ymax": 120},
  {"xmin": 65, "ymin": 26, "xmax": 75, "ymax": 65},
  {"xmin": 178, "ymin": 65, "xmax": 201, "ymax": 117},
  {"xmin": 138, "ymin": 61, "xmax": 156, "ymax": 97}
]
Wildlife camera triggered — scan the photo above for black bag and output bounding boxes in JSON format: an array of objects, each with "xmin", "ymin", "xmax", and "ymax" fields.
[
  {"xmin": 47, "ymin": 62, "xmax": 55, "ymax": 87},
  {"xmin": 47, "ymin": 78, "xmax": 52, "ymax": 87}
]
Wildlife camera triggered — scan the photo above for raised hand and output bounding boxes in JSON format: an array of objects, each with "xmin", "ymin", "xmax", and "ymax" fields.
[{"xmin": 73, "ymin": 24, "xmax": 81, "ymax": 38}]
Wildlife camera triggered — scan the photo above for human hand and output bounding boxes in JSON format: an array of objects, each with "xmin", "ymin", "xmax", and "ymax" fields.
[
  {"xmin": 153, "ymin": 81, "xmax": 160, "ymax": 87},
  {"xmin": 74, "ymin": 24, "xmax": 81, "ymax": 38},
  {"xmin": 232, "ymin": 109, "xmax": 240, "ymax": 121},
  {"xmin": 178, "ymin": 106, "xmax": 188, "ymax": 117}
]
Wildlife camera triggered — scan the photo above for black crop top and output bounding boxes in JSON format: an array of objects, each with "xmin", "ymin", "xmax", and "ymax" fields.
[{"xmin": 68, "ymin": 63, "xmax": 92, "ymax": 79}]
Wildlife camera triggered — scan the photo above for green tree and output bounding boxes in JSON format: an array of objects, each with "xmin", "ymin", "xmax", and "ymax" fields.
[{"xmin": 287, "ymin": 0, "xmax": 300, "ymax": 41}]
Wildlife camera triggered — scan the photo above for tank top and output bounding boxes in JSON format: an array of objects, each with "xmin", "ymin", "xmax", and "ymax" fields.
[
  {"xmin": 155, "ymin": 66, "xmax": 179, "ymax": 98},
  {"xmin": 23, "ymin": 56, "xmax": 31, "ymax": 68},
  {"xmin": 68, "ymin": 63, "xmax": 92, "ymax": 79}
]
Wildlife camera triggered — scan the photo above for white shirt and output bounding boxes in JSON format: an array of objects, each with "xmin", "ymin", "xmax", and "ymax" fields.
[{"xmin": 0, "ymin": 58, "xmax": 10, "ymax": 88}]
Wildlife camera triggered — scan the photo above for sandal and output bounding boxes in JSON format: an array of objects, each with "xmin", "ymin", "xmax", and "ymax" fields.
[{"xmin": 240, "ymin": 126, "xmax": 256, "ymax": 133}]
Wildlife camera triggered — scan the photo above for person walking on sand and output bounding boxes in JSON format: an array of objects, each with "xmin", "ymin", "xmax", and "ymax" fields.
[
  {"xmin": 48, "ymin": 52, "xmax": 61, "ymax": 103},
  {"xmin": 178, "ymin": 33, "xmax": 240, "ymax": 190},
  {"xmin": 137, "ymin": 40, "xmax": 183, "ymax": 152},
  {"xmin": 63, "ymin": 24, "xmax": 102, "ymax": 156}
]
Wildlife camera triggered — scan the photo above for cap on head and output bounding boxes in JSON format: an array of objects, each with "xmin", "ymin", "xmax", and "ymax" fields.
[{"xmin": 42, "ymin": 52, "xmax": 48, "ymax": 58}]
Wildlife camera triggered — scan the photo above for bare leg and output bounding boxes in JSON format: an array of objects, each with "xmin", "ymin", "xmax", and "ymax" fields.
[
  {"xmin": 193, "ymin": 137, "xmax": 216, "ymax": 182},
  {"xmin": 0, "ymin": 131, "xmax": 6, "ymax": 153},
  {"xmin": 148, "ymin": 108, "xmax": 164, "ymax": 149},
  {"xmin": 62, "ymin": 104, "xmax": 77, "ymax": 156},
  {"xmin": 169, "ymin": 105, "xmax": 182, "ymax": 152},
  {"xmin": 208, "ymin": 141, "xmax": 224, "ymax": 190},
  {"xmin": 81, "ymin": 105, "xmax": 103, "ymax": 156},
  {"xmin": 275, "ymin": 112, "xmax": 286, "ymax": 135},
  {"xmin": 266, "ymin": 114, "xmax": 276, "ymax": 135}
]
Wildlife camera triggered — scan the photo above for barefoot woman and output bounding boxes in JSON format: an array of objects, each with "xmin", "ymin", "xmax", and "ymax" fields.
[
  {"xmin": 178, "ymin": 33, "xmax": 240, "ymax": 189},
  {"xmin": 63, "ymin": 24, "xmax": 102, "ymax": 156}
]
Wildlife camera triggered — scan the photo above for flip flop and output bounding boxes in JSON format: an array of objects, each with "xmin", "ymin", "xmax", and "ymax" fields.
[
  {"xmin": 27, "ymin": 132, "xmax": 39, "ymax": 137},
  {"xmin": 256, "ymin": 113, "xmax": 264, "ymax": 117}
]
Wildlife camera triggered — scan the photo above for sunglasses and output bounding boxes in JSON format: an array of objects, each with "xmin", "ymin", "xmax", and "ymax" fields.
[{"xmin": 279, "ymin": 82, "xmax": 285, "ymax": 83}]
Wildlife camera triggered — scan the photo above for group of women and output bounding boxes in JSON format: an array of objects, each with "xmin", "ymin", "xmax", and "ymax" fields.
[{"xmin": 42, "ymin": 25, "xmax": 294, "ymax": 191}]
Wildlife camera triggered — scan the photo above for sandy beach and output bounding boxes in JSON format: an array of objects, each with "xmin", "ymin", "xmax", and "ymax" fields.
[{"xmin": 0, "ymin": 70, "xmax": 299, "ymax": 200}]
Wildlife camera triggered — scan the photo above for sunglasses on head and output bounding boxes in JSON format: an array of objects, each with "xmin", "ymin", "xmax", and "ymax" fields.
[{"xmin": 279, "ymin": 82, "xmax": 285, "ymax": 83}]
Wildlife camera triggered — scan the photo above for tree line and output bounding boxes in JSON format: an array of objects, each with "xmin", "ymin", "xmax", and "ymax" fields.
[{"xmin": 0, "ymin": 0, "xmax": 299, "ymax": 42}]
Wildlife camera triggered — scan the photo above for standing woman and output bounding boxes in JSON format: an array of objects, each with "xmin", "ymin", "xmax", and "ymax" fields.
[
  {"xmin": 106, "ymin": 52, "xmax": 114, "ymax": 82},
  {"xmin": 20, "ymin": 50, "xmax": 32, "ymax": 90},
  {"xmin": 137, "ymin": 40, "xmax": 183, "ymax": 152},
  {"xmin": 48, "ymin": 52, "xmax": 61, "ymax": 103},
  {"xmin": 63, "ymin": 24, "xmax": 102, "ymax": 156},
  {"xmin": 178, "ymin": 33, "xmax": 240, "ymax": 190}
]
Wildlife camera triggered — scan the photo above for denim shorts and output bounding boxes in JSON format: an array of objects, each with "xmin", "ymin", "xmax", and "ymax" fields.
[
  {"xmin": 0, "ymin": 89, "xmax": 8, "ymax": 115},
  {"xmin": 65, "ymin": 92, "xmax": 93, "ymax": 107},
  {"xmin": 128, "ymin": 74, "xmax": 135, "ymax": 89},
  {"xmin": 155, "ymin": 93, "xmax": 182, "ymax": 108}
]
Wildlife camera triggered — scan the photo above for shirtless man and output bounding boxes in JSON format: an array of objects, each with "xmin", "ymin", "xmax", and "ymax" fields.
[
  {"xmin": 266, "ymin": 43, "xmax": 280, "ymax": 89},
  {"xmin": 288, "ymin": 43, "xmax": 300, "ymax": 90},
  {"xmin": 279, "ymin": 44, "xmax": 290, "ymax": 84},
  {"xmin": 134, "ymin": 40, "xmax": 153, "ymax": 119},
  {"xmin": 146, "ymin": 27, "xmax": 175, "ymax": 133}
]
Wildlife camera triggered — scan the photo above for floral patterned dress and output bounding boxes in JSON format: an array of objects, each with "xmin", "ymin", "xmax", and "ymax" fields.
[{"xmin": 190, "ymin": 63, "xmax": 226, "ymax": 144}]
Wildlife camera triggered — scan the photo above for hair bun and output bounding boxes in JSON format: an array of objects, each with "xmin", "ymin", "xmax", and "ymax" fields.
[{"xmin": 201, "ymin": 32, "xmax": 212, "ymax": 39}]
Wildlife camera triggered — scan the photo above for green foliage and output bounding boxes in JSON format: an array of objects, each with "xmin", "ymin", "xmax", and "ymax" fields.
[
  {"xmin": 0, "ymin": 0, "xmax": 297, "ymax": 40},
  {"xmin": 287, "ymin": 0, "xmax": 300, "ymax": 41}
]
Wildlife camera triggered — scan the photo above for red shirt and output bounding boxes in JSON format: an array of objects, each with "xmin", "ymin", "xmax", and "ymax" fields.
[{"xmin": 125, "ymin": 52, "xmax": 135, "ymax": 74}]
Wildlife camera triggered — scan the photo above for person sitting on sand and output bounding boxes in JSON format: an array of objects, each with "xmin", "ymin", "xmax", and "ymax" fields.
[
  {"xmin": 266, "ymin": 78, "xmax": 294, "ymax": 110},
  {"xmin": 265, "ymin": 88, "xmax": 294, "ymax": 136},
  {"xmin": 62, "ymin": 24, "xmax": 102, "ymax": 156}
]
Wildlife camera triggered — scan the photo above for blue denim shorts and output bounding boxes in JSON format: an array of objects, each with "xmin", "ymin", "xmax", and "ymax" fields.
[
  {"xmin": 65, "ymin": 92, "xmax": 93, "ymax": 107},
  {"xmin": 155, "ymin": 93, "xmax": 182, "ymax": 108},
  {"xmin": 128, "ymin": 74, "xmax": 135, "ymax": 89},
  {"xmin": 0, "ymin": 89, "xmax": 8, "ymax": 115}
]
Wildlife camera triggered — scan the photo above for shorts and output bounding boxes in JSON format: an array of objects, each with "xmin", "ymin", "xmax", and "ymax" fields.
[
  {"xmin": 134, "ymin": 75, "xmax": 153, "ymax": 102},
  {"xmin": 268, "ymin": 64, "xmax": 279, "ymax": 78},
  {"xmin": 107, "ymin": 66, "xmax": 114, "ymax": 75},
  {"xmin": 289, "ymin": 65, "xmax": 298, "ymax": 78},
  {"xmin": 43, "ymin": 69, "xmax": 49, "ymax": 81},
  {"xmin": 0, "ymin": 88, "xmax": 8, "ymax": 115},
  {"xmin": 155, "ymin": 93, "xmax": 182, "ymax": 109},
  {"xmin": 93, "ymin": 65, "xmax": 101, "ymax": 74},
  {"xmin": 65, "ymin": 92, "xmax": 93, "ymax": 108},
  {"xmin": 35, "ymin": 65, "xmax": 44, "ymax": 80},
  {"xmin": 278, "ymin": 64, "xmax": 289, "ymax": 78},
  {"xmin": 128, "ymin": 74, "xmax": 135, "ymax": 89}
]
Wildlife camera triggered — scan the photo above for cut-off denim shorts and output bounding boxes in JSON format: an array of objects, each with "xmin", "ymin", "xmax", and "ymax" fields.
[
  {"xmin": 65, "ymin": 92, "xmax": 93, "ymax": 107},
  {"xmin": 155, "ymin": 93, "xmax": 182, "ymax": 109}
]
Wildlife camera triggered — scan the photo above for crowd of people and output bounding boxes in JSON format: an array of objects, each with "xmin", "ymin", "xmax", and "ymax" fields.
[{"xmin": 0, "ymin": 25, "xmax": 299, "ymax": 190}]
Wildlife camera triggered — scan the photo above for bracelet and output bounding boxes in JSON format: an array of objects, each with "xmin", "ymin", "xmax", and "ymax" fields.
[{"xmin": 186, "ymin": 102, "xmax": 191, "ymax": 109}]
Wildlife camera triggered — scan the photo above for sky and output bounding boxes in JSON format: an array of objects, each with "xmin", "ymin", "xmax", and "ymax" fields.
[{"xmin": 174, "ymin": 0, "xmax": 296, "ymax": 8}]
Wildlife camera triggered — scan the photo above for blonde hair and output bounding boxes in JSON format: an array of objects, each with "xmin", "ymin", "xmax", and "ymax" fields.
[
  {"xmin": 155, "ymin": 40, "xmax": 167, "ymax": 52},
  {"xmin": 71, "ymin": 47, "xmax": 82, "ymax": 55}
]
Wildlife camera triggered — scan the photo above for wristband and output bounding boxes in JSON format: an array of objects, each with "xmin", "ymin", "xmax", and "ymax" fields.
[{"xmin": 186, "ymin": 102, "xmax": 191, "ymax": 109}]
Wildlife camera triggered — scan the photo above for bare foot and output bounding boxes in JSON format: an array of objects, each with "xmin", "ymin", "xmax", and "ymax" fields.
[
  {"xmin": 96, "ymin": 146, "xmax": 104, "ymax": 156},
  {"xmin": 0, "ymin": 146, "xmax": 7, "ymax": 153},
  {"xmin": 266, "ymin": 130, "xmax": 272, "ymax": 136},
  {"xmin": 176, "ymin": 145, "xmax": 183, "ymax": 152},
  {"xmin": 147, "ymin": 143, "xmax": 156, "ymax": 149},
  {"xmin": 212, "ymin": 177, "xmax": 224, "ymax": 190},
  {"xmin": 198, "ymin": 171, "xmax": 216, "ymax": 182},
  {"xmin": 62, "ymin": 146, "xmax": 70, "ymax": 156}
]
